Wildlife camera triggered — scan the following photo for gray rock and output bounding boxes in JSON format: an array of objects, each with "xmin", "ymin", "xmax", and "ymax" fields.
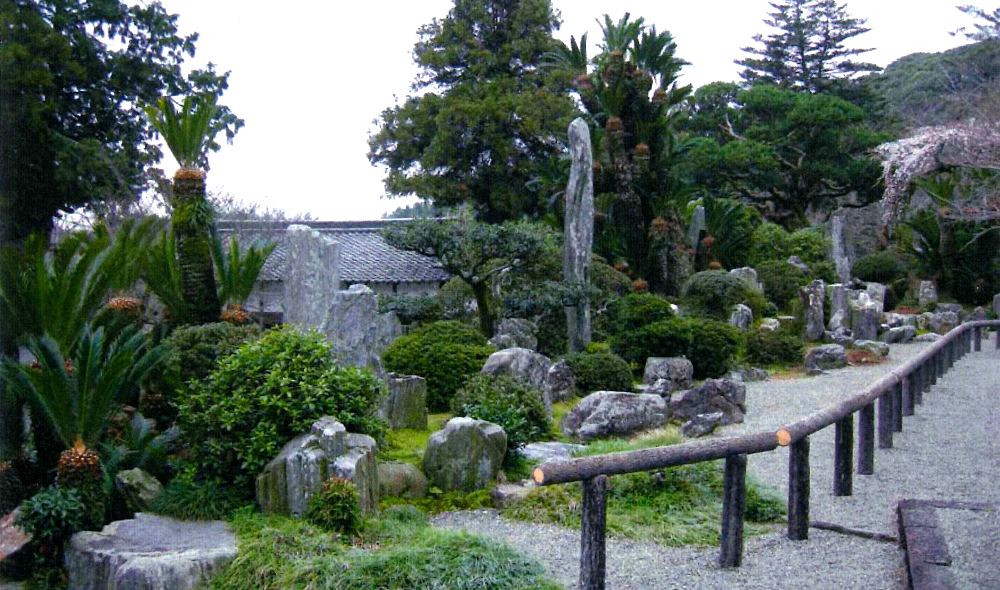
[
  {"xmin": 481, "ymin": 347, "xmax": 553, "ymax": 413},
  {"xmin": 490, "ymin": 481, "xmax": 537, "ymax": 509},
  {"xmin": 728, "ymin": 304, "xmax": 754, "ymax": 331},
  {"xmin": 850, "ymin": 292, "xmax": 880, "ymax": 341},
  {"xmin": 827, "ymin": 309, "xmax": 848, "ymax": 332},
  {"xmin": 642, "ymin": 357, "xmax": 693, "ymax": 389},
  {"xmin": 937, "ymin": 303, "xmax": 963, "ymax": 314},
  {"xmin": 915, "ymin": 333, "xmax": 943, "ymax": 342},
  {"xmin": 321, "ymin": 284, "xmax": 384, "ymax": 378},
  {"xmin": 827, "ymin": 284, "xmax": 849, "ymax": 329},
  {"xmin": 882, "ymin": 312, "xmax": 917, "ymax": 328},
  {"xmin": 669, "ymin": 379, "xmax": 746, "ymax": 425},
  {"xmin": 800, "ymin": 280, "xmax": 826, "ymax": 342},
  {"xmin": 787, "ymin": 255, "xmax": 810, "ymax": 273},
  {"xmin": 759, "ymin": 318, "xmax": 781, "ymax": 333},
  {"xmin": 561, "ymin": 391, "xmax": 668, "ymax": 441},
  {"xmin": 381, "ymin": 374, "xmax": 428, "ymax": 430},
  {"xmin": 645, "ymin": 378, "xmax": 677, "ymax": 400},
  {"xmin": 283, "ymin": 225, "xmax": 340, "ymax": 329},
  {"xmin": 67, "ymin": 513, "xmax": 236, "ymax": 590},
  {"xmin": 777, "ymin": 315, "xmax": 798, "ymax": 328},
  {"xmin": 916, "ymin": 312, "xmax": 934, "ymax": 331},
  {"xmin": 423, "ymin": 417, "xmax": 507, "ymax": 493},
  {"xmin": 114, "ymin": 468, "xmax": 163, "ymax": 515},
  {"xmin": 727, "ymin": 367, "xmax": 769, "ymax": 383},
  {"xmin": 688, "ymin": 205, "xmax": 706, "ymax": 249},
  {"xmin": 994, "ymin": 293, "xmax": 1000, "ymax": 318},
  {"xmin": 830, "ymin": 215, "xmax": 852, "ymax": 282},
  {"xmin": 377, "ymin": 462, "xmax": 428, "ymax": 499},
  {"xmin": 519, "ymin": 442, "xmax": 585, "ymax": 463},
  {"xmin": 854, "ymin": 340, "xmax": 890, "ymax": 358},
  {"xmin": 918, "ymin": 281, "xmax": 938, "ymax": 308},
  {"xmin": 880, "ymin": 325, "xmax": 917, "ymax": 344},
  {"xmin": 256, "ymin": 417, "xmax": 378, "ymax": 517},
  {"xmin": 488, "ymin": 318, "xmax": 538, "ymax": 351},
  {"xmin": 374, "ymin": 311, "xmax": 403, "ymax": 356},
  {"xmin": 544, "ymin": 360, "xmax": 576, "ymax": 403},
  {"xmin": 681, "ymin": 412, "xmax": 724, "ymax": 438},
  {"xmin": 729, "ymin": 267, "xmax": 763, "ymax": 292},
  {"xmin": 564, "ymin": 118, "xmax": 595, "ymax": 353},
  {"xmin": 804, "ymin": 344, "xmax": 848, "ymax": 371},
  {"xmin": 866, "ymin": 282, "xmax": 887, "ymax": 314},
  {"xmin": 962, "ymin": 306, "xmax": 986, "ymax": 323},
  {"xmin": 929, "ymin": 311, "xmax": 959, "ymax": 335},
  {"xmin": 824, "ymin": 328, "xmax": 854, "ymax": 347}
]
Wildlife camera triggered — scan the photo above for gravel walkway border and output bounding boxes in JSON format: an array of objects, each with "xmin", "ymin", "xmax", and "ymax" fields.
[{"xmin": 432, "ymin": 337, "xmax": 1000, "ymax": 589}]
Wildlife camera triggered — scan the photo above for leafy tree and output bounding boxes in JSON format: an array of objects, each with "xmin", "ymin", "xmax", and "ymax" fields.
[
  {"xmin": 368, "ymin": 0, "xmax": 577, "ymax": 222},
  {"xmin": 382, "ymin": 215, "xmax": 551, "ymax": 336},
  {"xmin": 737, "ymin": 0, "xmax": 879, "ymax": 93}
]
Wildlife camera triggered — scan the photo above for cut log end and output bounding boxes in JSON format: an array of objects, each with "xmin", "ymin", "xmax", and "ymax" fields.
[
  {"xmin": 532, "ymin": 467, "xmax": 545, "ymax": 485},
  {"xmin": 776, "ymin": 429, "xmax": 792, "ymax": 447}
]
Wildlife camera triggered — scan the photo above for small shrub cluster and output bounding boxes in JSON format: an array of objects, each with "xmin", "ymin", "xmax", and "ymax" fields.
[
  {"xmin": 16, "ymin": 487, "xmax": 91, "ymax": 567},
  {"xmin": 453, "ymin": 375, "xmax": 553, "ymax": 466},
  {"xmin": 852, "ymin": 251, "xmax": 903, "ymax": 284},
  {"xmin": 150, "ymin": 477, "xmax": 250, "ymax": 521},
  {"xmin": 749, "ymin": 222, "xmax": 831, "ymax": 266},
  {"xmin": 611, "ymin": 317, "xmax": 740, "ymax": 379},
  {"xmin": 597, "ymin": 293, "xmax": 673, "ymax": 337},
  {"xmin": 681, "ymin": 271, "xmax": 750, "ymax": 319},
  {"xmin": 755, "ymin": 261, "xmax": 809, "ymax": 311},
  {"xmin": 563, "ymin": 351, "xmax": 633, "ymax": 394},
  {"xmin": 175, "ymin": 327, "xmax": 386, "ymax": 497},
  {"xmin": 383, "ymin": 321, "xmax": 495, "ymax": 411},
  {"xmin": 744, "ymin": 329, "xmax": 804, "ymax": 366},
  {"xmin": 688, "ymin": 321, "xmax": 742, "ymax": 379},
  {"xmin": 305, "ymin": 477, "xmax": 362, "ymax": 535}
]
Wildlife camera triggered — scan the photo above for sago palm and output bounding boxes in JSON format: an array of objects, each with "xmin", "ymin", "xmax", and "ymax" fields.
[
  {"xmin": 145, "ymin": 93, "xmax": 223, "ymax": 324},
  {"xmin": 210, "ymin": 234, "xmax": 276, "ymax": 323}
]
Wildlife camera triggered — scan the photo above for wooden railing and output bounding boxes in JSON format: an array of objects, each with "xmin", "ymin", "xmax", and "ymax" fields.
[{"xmin": 531, "ymin": 320, "xmax": 1000, "ymax": 590}]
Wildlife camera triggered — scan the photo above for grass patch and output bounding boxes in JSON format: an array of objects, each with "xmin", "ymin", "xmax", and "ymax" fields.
[
  {"xmin": 206, "ymin": 506, "xmax": 560, "ymax": 590},
  {"xmin": 380, "ymin": 413, "xmax": 451, "ymax": 467},
  {"xmin": 149, "ymin": 479, "xmax": 251, "ymax": 521},
  {"xmin": 503, "ymin": 428, "xmax": 785, "ymax": 546}
]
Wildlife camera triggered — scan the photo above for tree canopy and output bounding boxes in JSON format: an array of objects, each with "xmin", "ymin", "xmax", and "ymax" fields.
[
  {"xmin": 368, "ymin": 0, "xmax": 577, "ymax": 223},
  {"xmin": 0, "ymin": 0, "xmax": 243, "ymax": 247}
]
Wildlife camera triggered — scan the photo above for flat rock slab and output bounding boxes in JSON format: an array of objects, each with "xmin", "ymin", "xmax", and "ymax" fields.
[{"xmin": 68, "ymin": 513, "xmax": 237, "ymax": 590}]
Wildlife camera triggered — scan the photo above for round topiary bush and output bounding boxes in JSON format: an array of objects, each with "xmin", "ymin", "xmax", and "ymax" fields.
[
  {"xmin": 305, "ymin": 477, "xmax": 361, "ymax": 535},
  {"xmin": 682, "ymin": 271, "xmax": 750, "ymax": 319},
  {"xmin": 744, "ymin": 329, "xmax": 805, "ymax": 366},
  {"xmin": 382, "ymin": 321, "xmax": 494, "ymax": 412},
  {"xmin": 563, "ymin": 351, "xmax": 633, "ymax": 394},
  {"xmin": 452, "ymin": 374, "xmax": 552, "ymax": 466},
  {"xmin": 175, "ymin": 327, "xmax": 386, "ymax": 497},
  {"xmin": 688, "ymin": 319, "xmax": 742, "ymax": 379},
  {"xmin": 852, "ymin": 251, "xmax": 903, "ymax": 284},
  {"xmin": 610, "ymin": 317, "xmax": 693, "ymax": 369},
  {"xmin": 598, "ymin": 293, "xmax": 673, "ymax": 338},
  {"xmin": 755, "ymin": 261, "xmax": 809, "ymax": 312}
]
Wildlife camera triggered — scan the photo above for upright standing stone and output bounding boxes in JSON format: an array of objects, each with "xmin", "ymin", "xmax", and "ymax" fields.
[
  {"xmin": 283, "ymin": 225, "xmax": 340, "ymax": 328},
  {"xmin": 831, "ymin": 215, "xmax": 852, "ymax": 283},
  {"xmin": 688, "ymin": 206, "xmax": 706, "ymax": 248},
  {"xmin": 866, "ymin": 282, "xmax": 887, "ymax": 314},
  {"xmin": 729, "ymin": 267, "xmax": 763, "ymax": 292},
  {"xmin": 380, "ymin": 374, "xmax": 428, "ymax": 430},
  {"xmin": 374, "ymin": 311, "xmax": 403, "ymax": 357},
  {"xmin": 563, "ymin": 117, "xmax": 594, "ymax": 353},
  {"xmin": 800, "ymin": 280, "xmax": 826, "ymax": 342},
  {"xmin": 918, "ymin": 281, "xmax": 938, "ymax": 308},
  {"xmin": 320, "ymin": 284, "xmax": 383, "ymax": 378},
  {"xmin": 850, "ymin": 292, "xmax": 880, "ymax": 341},
  {"xmin": 827, "ymin": 283, "xmax": 848, "ymax": 330}
]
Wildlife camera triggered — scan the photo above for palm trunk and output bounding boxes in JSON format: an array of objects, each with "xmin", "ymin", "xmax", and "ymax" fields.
[{"xmin": 172, "ymin": 170, "xmax": 220, "ymax": 324}]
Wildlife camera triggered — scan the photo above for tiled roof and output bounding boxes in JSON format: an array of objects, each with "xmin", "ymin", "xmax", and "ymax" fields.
[{"xmin": 216, "ymin": 220, "xmax": 452, "ymax": 284}]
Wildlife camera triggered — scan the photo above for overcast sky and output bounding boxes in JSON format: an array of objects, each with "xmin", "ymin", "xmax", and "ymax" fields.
[{"xmin": 154, "ymin": 0, "xmax": 987, "ymax": 221}]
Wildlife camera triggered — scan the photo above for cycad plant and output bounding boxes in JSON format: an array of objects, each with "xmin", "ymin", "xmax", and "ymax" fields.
[
  {"xmin": 145, "ymin": 93, "xmax": 224, "ymax": 324},
  {"xmin": 210, "ymin": 234, "xmax": 276, "ymax": 323}
]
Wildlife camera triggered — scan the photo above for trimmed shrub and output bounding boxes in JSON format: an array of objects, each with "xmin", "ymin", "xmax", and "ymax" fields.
[
  {"xmin": 787, "ymin": 227, "xmax": 830, "ymax": 264},
  {"xmin": 175, "ymin": 327, "xmax": 386, "ymax": 497},
  {"xmin": 305, "ymin": 477, "xmax": 361, "ymax": 535},
  {"xmin": 598, "ymin": 293, "xmax": 673, "ymax": 338},
  {"xmin": 755, "ymin": 261, "xmax": 809, "ymax": 311},
  {"xmin": 688, "ymin": 320, "xmax": 741, "ymax": 379},
  {"xmin": 744, "ymin": 330, "xmax": 804, "ymax": 366},
  {"xmin": 610, "ymin": 317, "xmax": 693, "ymax": 368},
  {"xmin": 810, "ymin": 261, "xmax": 837, "ymax": 285},
  {"xmin": 682, "ymin": 271, "xmax": 750, "ymax": 319},
  {"xmin": 382, "ymin": 321, "xmax": 495, "ymax": 411},
  {"xmin": 852, "ymin": 251, "xmax": 903, "ymax": 284},
  {"xmin": 452, "ymin": 375, "xmax": 553, "ymax": 467},
  {"xmin": 16, "ymin": 487, "xmax": 90, "ymax": 566},
  {"xmin": 749, "ymin": 222, "xmax": 830, "ymax": 265},
  {"xmin": 563, "ymin": 351, "xmax": 633, "ymax": 394}
]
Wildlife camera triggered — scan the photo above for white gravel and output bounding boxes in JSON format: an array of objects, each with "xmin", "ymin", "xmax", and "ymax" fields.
[{"xmin": 432, "ymin": 337, "xmax": 1000, "ymax": 589}]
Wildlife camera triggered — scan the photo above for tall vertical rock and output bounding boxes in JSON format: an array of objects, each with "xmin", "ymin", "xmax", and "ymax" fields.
[
  {"xmin": 284, "ymin": 225, "xmax": 340, "ymax": 329},
  {"xmin": 800, "ymin": 280, "xmax": 826, "ymax": 342},
  {"xmin": 830, "ymin": 215, "xmax": 852, "ymax": 283},
  {"xmin": 320, "ymin": 284, "xmax": 384, "ymax": 378},
  {"xmin": 563, "ymin": 118, "xmax": 594, "ymax": 353}
]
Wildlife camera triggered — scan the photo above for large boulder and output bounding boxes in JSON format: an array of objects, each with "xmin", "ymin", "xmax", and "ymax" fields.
[
  {"xmin": 519, "ymin": 441, "xmax": 585, "ymax": 463},
  {"xmin": 320, "ymin": 284, "xmax": 384, "ymax": 378},
  {"xmin": 880, "ymin": 325, "xmax": 916, "ymax": 344},
  {"xmin": 481, "ymin": 348, "xmax": 553, "ymax": 412},
  {"xmin": 962, "ymin": 306, "xmax": 986, "ymax": 323},
  {"xmin": 918, "ymin": 281, "xmax": 938, "ymax": 308},
  {"xmin": 854, "ymin": 340, "xmax": 890, "ymax": 358},
  {"xmin": 114, "ymin": 468, "xmax": 163, "ymax": 515},
  {"xmin": 67, "ymin": 513, "xmax": 236, "ymax": 590},
  {"xmin": 729, "ymin": 267, "xmax": 763, "ymax": 292},
  {"xmin": 929, "ymin": 311, "xmax": 959, "ymax": 335},
  {"xmin": 827, "ymin": 284, "xmax": 849, "ymax": 330},
  {"xmin": 850, "ymin": 292, "xmax": 880, "ymax": 341},
  {"xmin": 642, "ymin": 357, "xmax": 693, "ymax": 389},
  {"xmin": 560, "ymin": 392, "xmax": 668, "ymax": 441},
  {"xmin": 799, "ymin": 280, "xmax": 826, "ymax": 342},
  {"xmin": 544, "ymin": 360, "xmax": 576, "ymax": 403},
  {"xmin": 423, "ymin": 418, "xmax": 506, "ymax": 493},
  {"xmin": 759, "ymin": 318, "xmax": 781, "ymax": 333},
  {"xmin": 728, "ymin": 304, "xmax": 754, "ymax": 331},
  {"xmin": 865, "ymin": 282, "xmax": 887, "ymax": 314},
  {"xmin": 488, "ymin": 318, "xmax": 538, "ymax": 351},
  {"xmin": 283, "ymin": 225, "xmax": 340, "ymax": 329},
  {"xmin": 668, "ymin": 379, "xmax": 746, "ymax": 425},
  {"xmin": 256, "ymin": 417, "xmax": 378, "ymax": 517},
  {"xmin": 824, "ymin": 327, "xmax": 854, "ymax": 347},
  {"xmin": 377, "ymin": 462, "xmax": 428, "ymax": 499},
  {"xmin": 380, "ymin": 374, "xmax": 428, "ymax": 430},
  {"xmin": 804, "ymin": 344, "xmax": 847, "ymax": 371},
  {"xmin": 374, "ymin": 311, "xmax": 403, "ymax": 356},
  {"xmin": 787, "ymin": 255, "xmax": 810, "ymax": 273},
  {"xmin": 681, "ymin": 412, "xmax": 724, "ymax": 438}
]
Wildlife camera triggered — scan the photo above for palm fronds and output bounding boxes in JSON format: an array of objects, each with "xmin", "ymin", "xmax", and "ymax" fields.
[
  {"xmin": 210, "ymin": 234, "xmax": 277, "ymax": 306},
  {"xmin": 144, "ymin": 94, "xmax": 221, "ymax": 169},
  {"xmin": 142, "ymin": 230, "xmax": 191, "ymax": 324}
]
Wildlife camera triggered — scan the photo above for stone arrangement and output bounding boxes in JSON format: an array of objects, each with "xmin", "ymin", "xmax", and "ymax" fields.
[
  {"xmin": 563, "ymin": 117, "xmax": 595, "ymax": 353},
  {"xmin": 481, "ymin": 347, "xmax": 555, "ymax": 414},
  {"xmin": 488, "ymin": 318, "xmax": 538, "ymax": 351},
  {"xmin": 669, "ymin": 379, "xmax": 747, "ymax": 426},
  {"xmin": 380, "ymin": 374, "xmax": 428, "ymax": 430},
  {"xmin": 560, "ymin": 391, "xmax": 668, "ymax": 441},
  {"xmin": 423, "ymin": 417, "xmax": 507, "ymax": 493}
]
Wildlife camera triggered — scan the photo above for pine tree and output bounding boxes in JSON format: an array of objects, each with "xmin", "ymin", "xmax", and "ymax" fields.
[{"xmin": 737, "ymin": 0, "xmax": 879, "ymax": 93}]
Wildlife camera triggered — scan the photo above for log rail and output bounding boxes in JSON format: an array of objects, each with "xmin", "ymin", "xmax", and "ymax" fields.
[{"xmin": 531, "ymin": 320, "xmax": 999, "ymax": 590}]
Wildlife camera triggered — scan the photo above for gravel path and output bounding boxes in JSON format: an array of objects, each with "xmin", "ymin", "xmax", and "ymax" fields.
[{"xmin": 432, "ymin": 337, "xmax": 1000, "ymax": 589}]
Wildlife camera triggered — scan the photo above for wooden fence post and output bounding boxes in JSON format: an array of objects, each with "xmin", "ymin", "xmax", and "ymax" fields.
[
  {"xmin": 857, "ymin": 403, "xmax": 874, "ymax": 475},
  {"xmin": 996, "ymin": 328, "xmax": 999, "ymax": 350},
  {"xmin": 787, "ymin": 436, "xmax": 810, "ymax": 541},
  {"xmin": 975, "ymin": 327, "xmax": 982, "ymax": 352},
  {"xmin": 833, "ymin": 416, "xmax": 853, "ymax": 496},
  {"xmin": 915, "ymin": 362, "xmax": 925, "ymax": 405},
  {"xmin": 580, "ymin": 475, "xmax": 608, "ymax": 590},
  {"xmin": 719, "ymin": 454, "xmax": 747, "ymax": 568},
  {"xmin": 892, "ymin": 381, "xmax": 903, "ymax": 433},
  {"xmin": 877, "ymin": 393, "xmax": 893, "ymax": 449},
  {"xmin": 902, "ymin": 375, "xmax": 914, "ymax": 417}
]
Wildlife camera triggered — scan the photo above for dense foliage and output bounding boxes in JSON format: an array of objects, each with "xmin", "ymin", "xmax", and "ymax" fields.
[
  {"xmin": 175, "ymin": 328, "xmax": 386, "ymax": 496},
  {"xmin": 681, "ymin": 271, "xmax": 751, "ymax": 319},
  {"xmin": 598, "ymin": 293, "xmax": 674, "ymax": 338},
  {"xmin": 16, "ymin": 487, "xmax": 91, "ymax": 567},
  {"xmin": 453, "ymin": 375, "xmax": 553, "ymax": 467},
  {"xmin": 563, "ymin": 351, "xmax": 634, "ymax": 394},
  {"xmin": 150, "ymin": 477, "xmax": 249, "ymax": 521},
  {"xmin": 610, "ymin": 316, "xmax": 740, "ymax": 379},
  {"xmin": 755, "ymin": 261, "xmax": 810, "ymax": 311},
  {"xmin": 305, "ymin": 477, "xmax": 362, "ymax": 535},
  {"xmin": 382, "ymin": 321, "xmax": 495, "ymax": 411},
  {"xmin": 744, "ymin": 329, "xmax": 805, "ymax": 366},
  {"xmin": 852, "ymin": 251, "xmax": 904, "ymax": 284},
  {"xmin": 687, "ymin": 321, "xmax": 742, "ymax": 379},
  {"xmin": 747, "ymin": 223, "xmax": 831, "ymax": 266}
]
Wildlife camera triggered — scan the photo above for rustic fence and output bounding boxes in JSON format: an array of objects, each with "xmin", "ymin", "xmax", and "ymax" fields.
[{"xmin": 532, "ymin": 320, "xmax": 999, "ymax": 590}]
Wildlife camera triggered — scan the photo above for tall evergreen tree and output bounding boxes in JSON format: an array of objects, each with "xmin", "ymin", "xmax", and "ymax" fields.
[
  {"xmin": 368, "ymin": 0, "xmax": 577, "ymax": 223},
  {"xmin": 737, "ymin": 0, "xmax": 879, "ymax": 93}
]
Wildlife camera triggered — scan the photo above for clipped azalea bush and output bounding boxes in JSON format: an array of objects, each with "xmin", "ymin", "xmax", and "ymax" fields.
[
  {"xmin": 852, "ymin": 251, "xmax": 903, "ymax": 284},
  {"xmin": 175, "ymin": 327, "xmax": 386, "ymax": 497},
  {"xmin": 688, "ymin": 319, "xmax": 742, "ymax": 379},
  {"xmin": 681, "ymin": 271, "xmax": 750, "ymax": 319},
  {"xmin": 452, "ymin": 375, "xmax": 552, "ymax": 466},
  {"xmin": 744, "ymin": 329, "xmax": 804, "ymax": 367},
  {"xmin": 610, "ymin": 317, "xmax": 693, "ymax": 368},
  {"xmin": 563, "ymin": 351, "xmax": 633, "ymax": 394},
  {"xmin": 382, "ymin": 320, "xmax": 494, "ymax": 411},
  {"xmin": 597, "ymin": 293, "xmax": 673, "ymax": 339},
  {"xmin": 755, "ymin": 260, "xmax": 809, "ymax": 312}
]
